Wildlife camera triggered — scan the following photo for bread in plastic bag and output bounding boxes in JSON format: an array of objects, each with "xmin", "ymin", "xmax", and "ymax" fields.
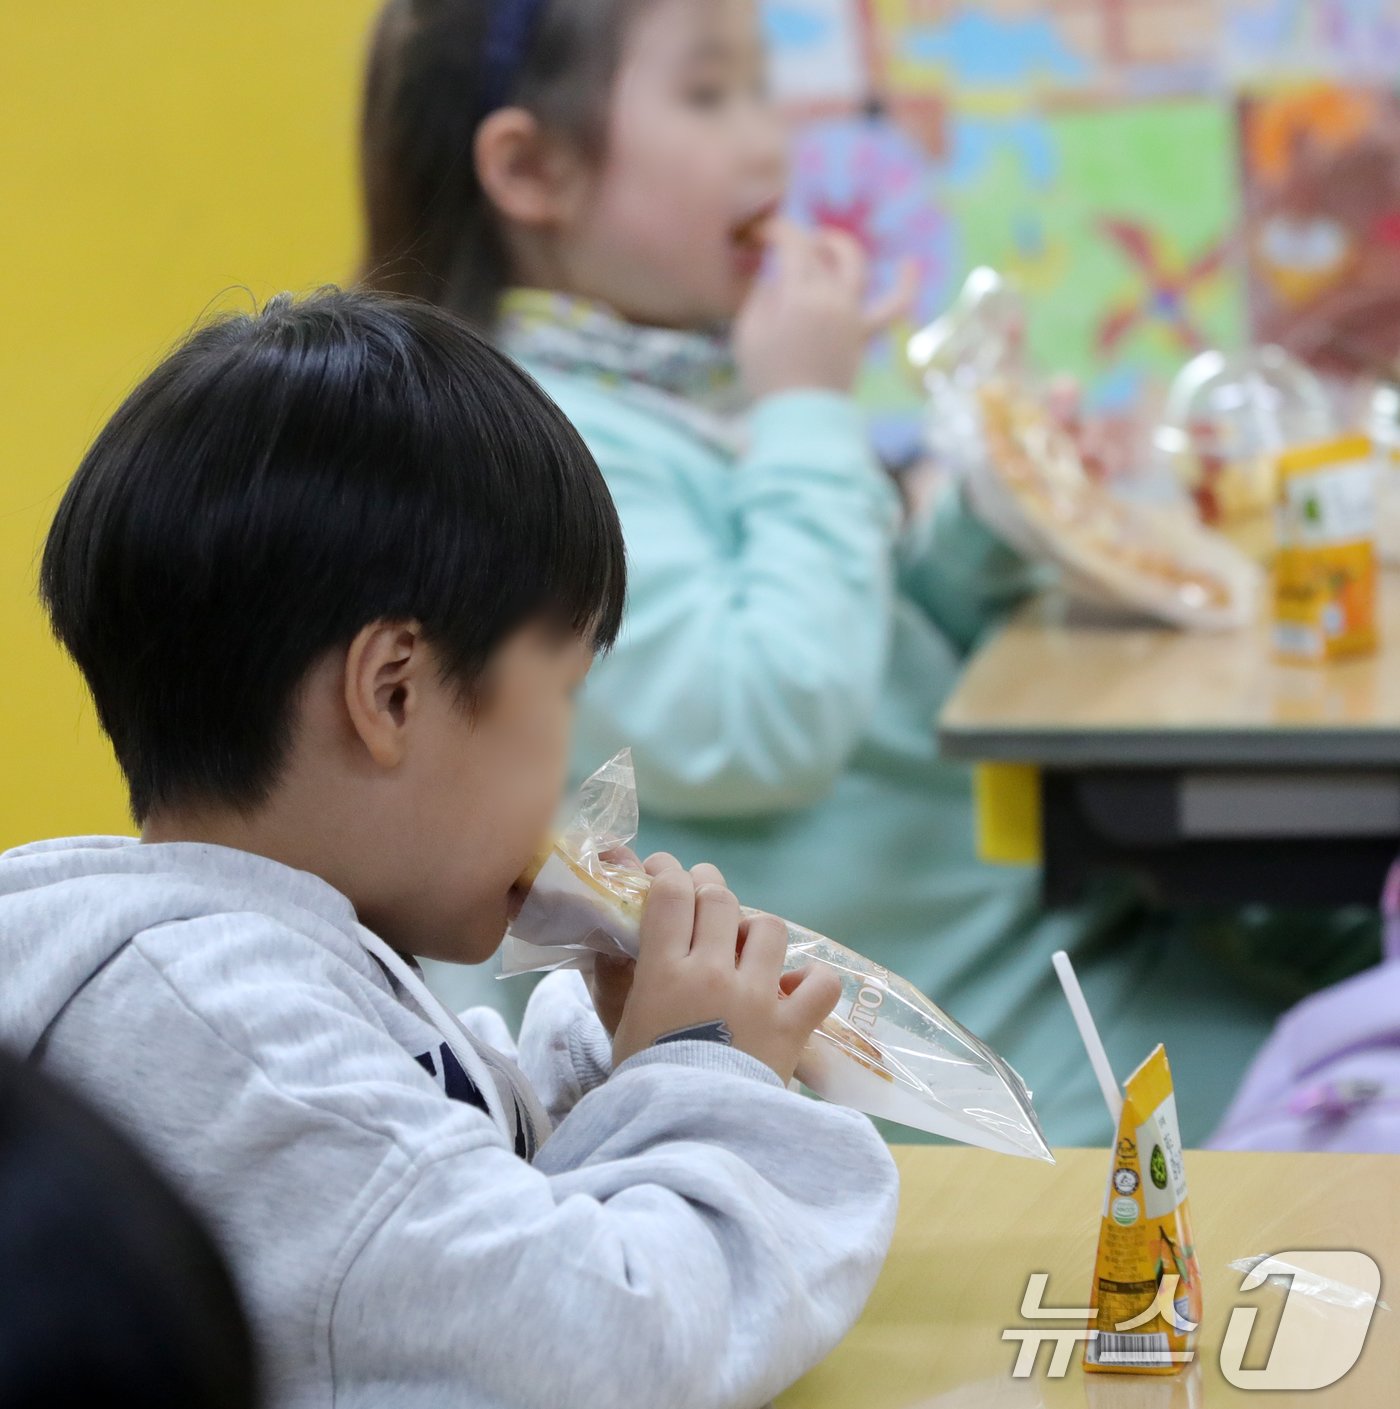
[{"xmin": 502, "ymin": 750, "xmax": 1053, "ymax": 1162}]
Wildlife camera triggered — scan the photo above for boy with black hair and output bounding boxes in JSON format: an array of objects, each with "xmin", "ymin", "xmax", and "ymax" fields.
[{"xmin": 0, "ymin": 291, "xmax": 896, "ymax": 1409}]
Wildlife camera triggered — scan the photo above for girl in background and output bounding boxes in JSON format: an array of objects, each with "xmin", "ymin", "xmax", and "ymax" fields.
[{"xmin": 359, "ymin": 0, "xmax": 1359, "ymax": 1144}]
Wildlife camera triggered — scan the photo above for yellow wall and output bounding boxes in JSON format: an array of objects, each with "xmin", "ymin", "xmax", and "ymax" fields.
[{"xmin": 1, "ymin": 2, "xmax": 385, "ymax": 846}]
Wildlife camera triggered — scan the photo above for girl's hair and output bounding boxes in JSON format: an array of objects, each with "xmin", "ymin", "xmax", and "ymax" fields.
[{"xmin": 360, "ymin": 0, "xmax": 648, "ymax": 329}]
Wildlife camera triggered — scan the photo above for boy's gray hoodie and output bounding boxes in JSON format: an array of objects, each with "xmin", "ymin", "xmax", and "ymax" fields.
[{"xmin": 0, "ymin": 837, "xmax": 898, "ymax": 1409}]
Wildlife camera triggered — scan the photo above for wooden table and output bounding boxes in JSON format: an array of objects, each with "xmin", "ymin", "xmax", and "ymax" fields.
[
  {"xmin": 780, "ymin": 1146, "xmax": 1400, "ymax": 1409},
  {"xmin": 938, "ymin": 574, "xmax": 1400, "ymax": 906}
]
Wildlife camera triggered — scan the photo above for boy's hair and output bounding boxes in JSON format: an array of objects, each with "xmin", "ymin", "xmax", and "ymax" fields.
[
  {"xmin": 360, "ymin": 0, "xmax": 649, "ymax": 328},
  {"xmin": 0, "ymin": 1048, "xmax": 259, "ymax": 1407},
  {"xmin": 40, "ymin": 289, "xmax": 626, "ymax": 823}
]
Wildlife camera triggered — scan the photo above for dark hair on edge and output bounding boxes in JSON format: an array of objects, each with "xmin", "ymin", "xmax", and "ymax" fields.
[
  {"xmin": 40, "ymin": 288, "xmax": 626, "ymax": 824},
  {"xmin": 0, "ymin": 1050, "xmax": 259, "ymax": 1407},
  {"xmin": 359, "ymin": 0, "xmax": 649, "ymax": 328}
]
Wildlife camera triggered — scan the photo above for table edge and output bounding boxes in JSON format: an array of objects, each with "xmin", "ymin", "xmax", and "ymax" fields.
[{"xmin": 938, "ymin": 723, "xmax": 1400, "ymax": 769}]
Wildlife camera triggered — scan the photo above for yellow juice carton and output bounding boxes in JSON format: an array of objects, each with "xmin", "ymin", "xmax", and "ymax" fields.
[
  {"xmin": 1273, "ymin": 434, "xmax": 1379, "ymax": 663},
  {"xmin": 1085, "ymin": 1046, "xmax": 1202, "ymax": 1374}
]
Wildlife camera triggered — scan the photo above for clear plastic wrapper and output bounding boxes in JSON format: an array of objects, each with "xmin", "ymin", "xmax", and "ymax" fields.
[
  {"xmin": 1229, "ymin": 1254, "xmax": 1389, "ymax": 1316},
  {"xmin": 1153, "ymin": 346, "xmax": 1333, "ymax": 560},
  {"xmin": 502, "ymin": 751, "xmax": 1053, "ymax": 1162},
  {"xmin": 909, "ymin": 268, "xmax": 1261, "ymax": 631},
  {"xmin": 1366, "ymin": 379, "xmax": 1400, "ymax": 566}
]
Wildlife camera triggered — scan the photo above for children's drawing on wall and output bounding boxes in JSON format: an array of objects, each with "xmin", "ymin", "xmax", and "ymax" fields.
[
  {"xmin": 1242, "ymin": 85, "xmax": 1400, "ymax": 380},
  {"xmin": 1225, "ymin": 0, "xmax": 1400, "ymax": 86},
  {"xmin": 763, "ymin": 0, "xmax": 1400, "ymax": 461}
]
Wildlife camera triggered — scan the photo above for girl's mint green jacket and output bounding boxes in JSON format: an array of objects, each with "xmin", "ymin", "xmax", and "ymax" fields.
[{"xmin": 489, "ymin": 299, "xmax": 1284, "ymax": 1147}]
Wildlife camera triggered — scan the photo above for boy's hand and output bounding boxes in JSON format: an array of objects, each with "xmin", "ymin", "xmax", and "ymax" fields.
[
  {"xmin": 733, "ymin": 222, "xmax": 917, "ymax": 401},
  {"xmin": 583, "ymin": 849, "xmax": 674, "ymax": 1037},
  {"xmin": 587, "ymin": 954, "xmax": 634, "ymax": 1040},
  {"xmin": 610, "ymin": 855, "xmax": 842, "ymax": 1084}
]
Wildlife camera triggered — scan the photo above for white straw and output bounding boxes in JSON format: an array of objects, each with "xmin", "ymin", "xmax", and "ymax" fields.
[{"xmin": 1052, "ymin": 950, "xmax": 1124, "ymax": 1125}]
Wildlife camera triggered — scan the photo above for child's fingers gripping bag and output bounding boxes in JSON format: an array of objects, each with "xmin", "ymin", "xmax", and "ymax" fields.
[{"xmin": 503, "ymin": 751, "xmax": 1054, "ymax": 1163}]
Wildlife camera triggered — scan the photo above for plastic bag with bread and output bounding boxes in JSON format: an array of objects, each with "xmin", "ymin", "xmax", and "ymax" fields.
[
  {"xmin": 502, "ymin": 751, "xmax": 1052, "ymax": 1161},
  {"xmin": 908, "ymin": 267, "xmax": 1260, "ymax": 631}
]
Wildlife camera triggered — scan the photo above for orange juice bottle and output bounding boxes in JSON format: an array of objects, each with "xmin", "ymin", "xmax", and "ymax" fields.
[{"xmin": 1273, "ymin": 435, "xmax": 1379, "ymax": 663}]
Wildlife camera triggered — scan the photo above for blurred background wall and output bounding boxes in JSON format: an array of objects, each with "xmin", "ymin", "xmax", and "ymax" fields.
[{"xmin": 1, "ymin": 3, "xmax": 382, "ymax": 846}]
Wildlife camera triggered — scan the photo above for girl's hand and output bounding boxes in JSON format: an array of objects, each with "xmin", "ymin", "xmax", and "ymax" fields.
[
  {"xmin": 610, "ymin": 854, "xmax": 842, "ymax": 1083},
  {"xmin": 733, "ymin": 222, "xmax": 917, "ymax": 400},
  {"xmin": 734, "ymin": 222, "xmax": 866, "ymax": 398}
]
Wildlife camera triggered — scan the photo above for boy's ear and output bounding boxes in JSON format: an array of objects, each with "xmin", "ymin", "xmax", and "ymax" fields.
[
  {"xmin": 474, "ymin": 107, "xmax": 585, "ymax": 228},
  {"xmin": 343, "ymin": 620, "xmax": 425, "ymax": 768}
]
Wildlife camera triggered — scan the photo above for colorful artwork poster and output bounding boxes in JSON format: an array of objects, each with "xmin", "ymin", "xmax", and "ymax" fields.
[
  {"xmin": 872, "ymin": 0, "xmax": 1219, "ymax": 103},
  {"xmin": 782, "ymin": 94, "xmax": 1245, "ymax": 457},
  {"xmin": 1241, "ymin": 85, "xmax": 1400, "ymax": 378},
  {"xmin": 762, "ymin": 4, "xmax": 1400, "ymax": 457},
  {"xmin": 947, "ymin": 99, "xmax": 1246, "ymax": 416},
  {"xmin": 1224, "ymin": 1, "xmax": 1400, "ymax": 87},
  {"xmin": 763, "ymin": 0, "xmax": 868, "ymax": 108}
]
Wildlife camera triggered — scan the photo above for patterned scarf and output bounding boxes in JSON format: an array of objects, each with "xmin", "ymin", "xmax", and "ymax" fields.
[{"xmin": 498, "ymin": 288, "xmax": 751, "ymax": 455}]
